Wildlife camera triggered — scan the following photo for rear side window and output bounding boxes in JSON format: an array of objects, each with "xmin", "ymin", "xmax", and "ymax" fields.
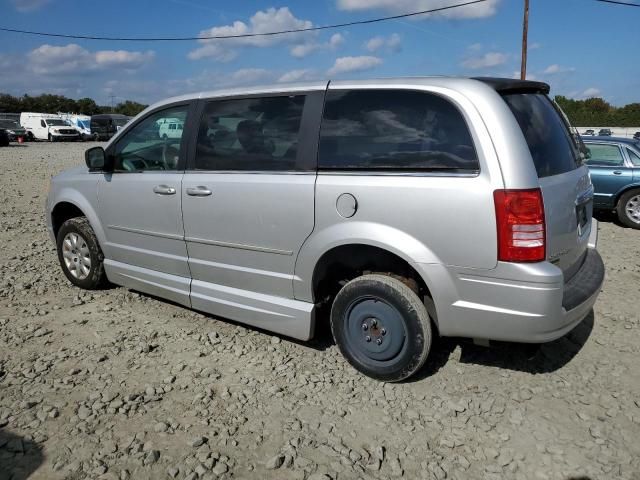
[
  {"xmin": 318, "ymin": 89, "xmax": 479, "ymax": 172},
  {"xmin": 626, "ymin": 148, "xmax": 640, "ymax": 167},
  {"xmin": 503, "ymin": 93, "xmax": 579, "ymax": 178},
  {"xmin": 585, "ymin": 144, "xmax": 624, "ymax": 167},
  {"xmin": 194, "ymin": 95, "xmax": 305, "ymax": 171}
]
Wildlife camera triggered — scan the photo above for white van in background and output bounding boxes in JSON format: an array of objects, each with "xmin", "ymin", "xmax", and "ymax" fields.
[
  {"xmin": 20, "ymin": 113, "xmax": 80, "ymax": 142},
  {"xmin": 158, "ymin": 118, "xmax": 184, "ymax": 139},
  {"xmin": 59, "ymin": 113, "xmax": 92, "ymax": 140}
]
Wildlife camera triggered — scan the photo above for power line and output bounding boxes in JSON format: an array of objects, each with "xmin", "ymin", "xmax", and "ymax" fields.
[
  {"xmin": 593, "ymin": 0, "xmax": 640, "ymax": 6},
  {"xmin": 0, "ymin": 0, "xmax": 488, "ymax": 42}
]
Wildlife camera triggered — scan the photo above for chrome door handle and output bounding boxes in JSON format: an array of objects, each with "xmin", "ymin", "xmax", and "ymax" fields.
[
  {"xmin": 186, "ymin": 186, "xmax": 212, "ymax": 197},
  {"xmin": 612, "ymin": 171, "xmax": 622, "ymax": 175},
  {"xmin": 153, "ymin": 185, "xmax": 176, "ymax": 195}
]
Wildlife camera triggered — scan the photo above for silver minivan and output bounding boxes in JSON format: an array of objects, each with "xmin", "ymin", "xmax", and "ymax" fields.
[{"xmin": 46, "ymin": 77, "xmax": 604, "ymax": 381}]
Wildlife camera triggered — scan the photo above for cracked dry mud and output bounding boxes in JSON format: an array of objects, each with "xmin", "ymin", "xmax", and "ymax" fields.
[{"xmin": 1, "ymin": 142, "xmax": 639, "ymax": 480}]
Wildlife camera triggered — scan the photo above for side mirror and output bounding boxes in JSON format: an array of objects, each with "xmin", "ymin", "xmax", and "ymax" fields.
[{"xmin": 85, "ymin": 146, "xmax": 111, "ymax": 171}]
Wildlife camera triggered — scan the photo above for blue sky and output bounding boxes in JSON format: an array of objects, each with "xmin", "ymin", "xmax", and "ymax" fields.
[{"xmin": 1, "ymin": 0, "xmax": 639, "ymax": 106}]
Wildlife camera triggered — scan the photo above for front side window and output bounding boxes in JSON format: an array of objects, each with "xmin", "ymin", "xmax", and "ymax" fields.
[
  {"xmin": 194, "ymin": 95, "xmax": 305, "ymax": 171},
  {"xmin": 585, "ymin": 144, "xmax": 625, "ymax": 167},
  {"xmin": 113, "ymin": 105, "xmax": 188, "ymax": 172},
  {"xmin": 40, "ymin": 120, "xmax": 46, "ymax": 128},
  {"xmin": 318, "ymin": 89, "xmax": 479, "ymax": 171}
]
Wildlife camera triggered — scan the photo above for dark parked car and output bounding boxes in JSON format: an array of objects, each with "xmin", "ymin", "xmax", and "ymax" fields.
[
  {"xmin": 0, "ymin": 129, "xmax": 9, "ymax": 147},
  {"xmin": 583, "ymin": 129, "xmax": 595, "ymax": 136},
  {"xmin": 583, "ymin": 136, "xmax": 640, "ymax": 228},
  {"xmin": 633, "ymin": 131, "xmax": 640, "ymax": 140},
  {"xmin": 0, "ymin": 119, "xmax": 27, "ymax": 141},
  {"xmin": 90, "ymin": 114, "xmax": 130, "ymax": 141},
  {"xmin": 598, "ymin": 128, "xmax": 612, "ymax": 136}
]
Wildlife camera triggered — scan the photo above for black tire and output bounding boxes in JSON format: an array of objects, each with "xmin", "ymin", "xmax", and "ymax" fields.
[
  {"xmin": 330, "ymin": 274, "xmax": 432, "ymax": 382},
  {"xmin": 56, "ymin": 217, "xmax": 107, "ymax": 289},
  {"xmin": 48, "ymin": 133, "xmax": 54, "ymax": 142},
  {"xmin": 616, "ymin": 189, "xmax": 640, "ymax": 229}
]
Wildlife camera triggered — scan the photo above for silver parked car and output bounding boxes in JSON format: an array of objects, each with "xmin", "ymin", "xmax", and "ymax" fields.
[{"xmin": 46, "ymin": 77, "xmax": 604, "ymax": 382}]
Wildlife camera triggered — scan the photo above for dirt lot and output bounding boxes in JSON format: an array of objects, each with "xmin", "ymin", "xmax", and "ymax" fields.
[{"xmin": 1, "ymin": 142, "xmax": 639, "ymax": 480}]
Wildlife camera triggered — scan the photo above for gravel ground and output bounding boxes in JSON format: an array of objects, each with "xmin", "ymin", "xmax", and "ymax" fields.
[{"xmin": 1, "ymin": 142, "xmax": 639, "ymax": 480}]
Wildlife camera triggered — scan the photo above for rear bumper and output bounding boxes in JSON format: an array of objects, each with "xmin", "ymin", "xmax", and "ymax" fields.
[{"xmin": 418, "ymin": 224, "xmax": 604, "ymax": 343}]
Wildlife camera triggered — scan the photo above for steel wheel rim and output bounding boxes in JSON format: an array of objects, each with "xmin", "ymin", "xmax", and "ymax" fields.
[
  {"xmin": 343, "ymin": 296, "xmax": 407, "ymax": 366},
  {"xmin": 625, "ymin": 195, "xmax": 640, "ymax": 224},
  {"xmin": 62, "ymin": 232, "xmax": 91, "ymax": 280}
]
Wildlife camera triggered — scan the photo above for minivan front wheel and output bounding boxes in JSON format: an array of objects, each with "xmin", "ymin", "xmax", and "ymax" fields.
[
  {"xmin": 330, "ymin": 274, "xmax": 432, "ymax": 382},
  {"xmin": 617, "ymin": 189, "xmax": 640, "ymax": 229},
  {"xmin": 56, "ymin": 217, "xmax": 107, "ymax": 289}
]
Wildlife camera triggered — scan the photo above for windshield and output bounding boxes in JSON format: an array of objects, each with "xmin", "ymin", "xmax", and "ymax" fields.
[
  {"xmin": 46, "ymin": 119, "xmax": 69, "ymax": 126},
  {"xmin": 78, "ymin": 120, "xmax": 89, "ymax": 129},
  {"xmin": 114, "ymin": 118, "xmax": 129, "ymax": 127},
  {"xmin": 0, "ymin": 120, "xmax": 20, "ymax": 129}
]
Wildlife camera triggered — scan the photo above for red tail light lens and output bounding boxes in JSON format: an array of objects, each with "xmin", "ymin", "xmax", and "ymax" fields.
[{"xmin": 494, "ymin": 188, "xmax": 546, "ymax": 262}]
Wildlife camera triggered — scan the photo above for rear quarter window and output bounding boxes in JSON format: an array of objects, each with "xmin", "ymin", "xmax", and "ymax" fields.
[
  {"xmin": 502, "ymin": 93, "xmax": 580, "ymax": 178},
  {"xmin": 319, "ymin": 89, "xmax": 479, "ymax": 172}
]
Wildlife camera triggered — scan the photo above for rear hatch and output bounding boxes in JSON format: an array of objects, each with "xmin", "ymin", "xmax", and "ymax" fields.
[{"xmin": 501, "ymin": 90, "xmax": 592, "ymax": 279}]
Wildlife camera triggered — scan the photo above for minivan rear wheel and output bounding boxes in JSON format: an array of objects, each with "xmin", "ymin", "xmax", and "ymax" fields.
[
  {"xmin": 330, "ymin": 274, "xmax": 432, "ymax": 382},
  {"xmin": 617, "ymin": 189, "xmax": 640, "ymax": 229},
  {"xmin": 56, "ymin": 217, "xmax": 107, "ymax": 289}
]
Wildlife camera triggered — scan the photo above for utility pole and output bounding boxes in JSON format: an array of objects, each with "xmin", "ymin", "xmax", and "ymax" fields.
[
  {"xmin": 109, "ymin": 94, "xmax": 115, "ymax": 113},
  {"xmin": 520, "ymin": 0, "xmax": 529, "ymax": 80}
]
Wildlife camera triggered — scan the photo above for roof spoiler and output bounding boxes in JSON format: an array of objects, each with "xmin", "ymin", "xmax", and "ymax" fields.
[{"xmin": 473, "ymin": 77, "xmax": 550, "ymax": 95}]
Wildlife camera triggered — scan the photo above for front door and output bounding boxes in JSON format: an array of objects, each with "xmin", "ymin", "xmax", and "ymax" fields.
[
  {"xmin": 181, "ymin": 93, "xmax": 322, "ymax": 333},
  {"xmin": 98, "ymin": 103, "xmax": 194, "ymax": 306},
  {"xmin": 585, "ymin": 142, "xmax": 633, "ymax": 208}
]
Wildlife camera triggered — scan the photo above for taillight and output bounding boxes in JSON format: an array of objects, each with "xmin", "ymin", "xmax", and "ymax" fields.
[{"xmin": 494, "ymin": 188, "xmax": 546, "ymax": 262}]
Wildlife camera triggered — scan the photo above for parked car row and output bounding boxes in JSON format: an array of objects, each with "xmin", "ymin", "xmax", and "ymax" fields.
[
  {"xmin": 581, "ymin": 135, "xmax": 640, "ymax": 229},
  {"xmin": 582, "ymin": 128, "xmax": 640, "ymax": 139},
  {"xmin": 0, "ymin": 112, "xmax": 133, "ymax": 143}
]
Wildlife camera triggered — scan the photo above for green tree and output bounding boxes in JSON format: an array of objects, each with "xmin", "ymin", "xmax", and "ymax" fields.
[{"xmin": 114, "ymin": 100, "xmax": 147, "ymax": 117}]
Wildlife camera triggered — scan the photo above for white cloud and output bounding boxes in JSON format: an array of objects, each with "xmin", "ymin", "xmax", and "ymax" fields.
[
  {"xmin": 11, "ymin": 0, "xmax": 50, "ymax": 12},
  {"xmin": 468, "ymin": 43, "xmax": 483, "ymax": 52},
  {"xmin": 328, "ymin": 56, "xmax": 383, "ymax": 76},
  {"xmin": 529, "ymin": 42, "xmax": 541, "ymax": 50},
  {"xmin": 95, "ymin": 50, "xmax": 156, "ymax": 68},
  {"xmin": 329, "ymin": 33, "xmax": 345, "ymax": 48},
  {"xmin": 365, "ymin": 37, "xmax": 385, "ymax": 52},
  {"xmin": 27, "ymin": 44, "xmax": 154, "ymax": 75},
  {"xmin": 278, "ymin": 69, "xmax": 317, "ymax": 83},
  {"xmin": 542, "ymin": 64, "xmax": 575, "ymax": 75},
  {"xmin": 461, "ymin": 51, "xmax": 507, "ymax": 69},
  {"xmin": 365, "ymin": 33, "xmax": 401, "ymax": 53},
  {"xmin": 336, "ymin": 0, "xmax": 500, "ymax": 19},
  {"xmin": 583, "ymin": 87, "xmax": 601, "ymax": 98},
  {"xmin": 289, "ymin": 43, "xmax": 320, "ymax": 58},
  {"xmin": 290, "ymin": 33, "xmax": 345, "ymax": 58},
  {"xmin": 230, "ymin": 68, "xmax": 274, "ymax": 84},
  {"xmin": 189, "ymin": 7, "xmax": 315, "ymax": 61}
]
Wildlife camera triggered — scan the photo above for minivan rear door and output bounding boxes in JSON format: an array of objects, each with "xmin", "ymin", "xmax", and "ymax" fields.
[{"xmin": 502, "ymin": 93, "xmax": 592, "ymax": 277}]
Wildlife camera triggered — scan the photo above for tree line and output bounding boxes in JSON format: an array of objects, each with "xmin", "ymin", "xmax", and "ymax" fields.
[
  {"xmin": 0, "ymin": 93, "xmax": 148, "ymax": 117},
  {"xmin": 1, "ymin": 91, "xmax": 639, "ymax": 126},
  {"xmin": 554, "ymin": 96, "xmax": 640, "ymax": 127}
]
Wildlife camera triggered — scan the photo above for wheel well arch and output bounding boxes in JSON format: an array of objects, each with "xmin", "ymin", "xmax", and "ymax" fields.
[
  {"xmin": 311, "ymin": 244, "xmax": 433, "ymax": 305},
  {"xmin": 614, "ymin": 184, "xmax": 640, "ymax": 207},
  {"xmin": 51, "ymin": 201, "xmax": 86, "ymax": 238}
]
